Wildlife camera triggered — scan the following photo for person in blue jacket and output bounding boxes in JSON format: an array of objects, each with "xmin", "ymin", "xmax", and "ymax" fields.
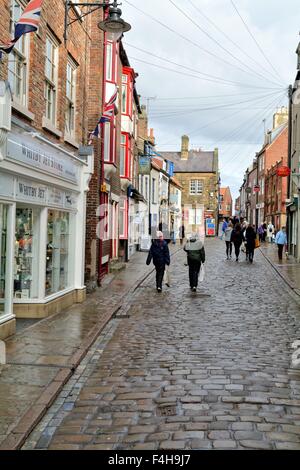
[
  {"xmin": 275, "ymin": 226, "xmax": 287, "ymax": 260},
  {"xmin": 146, "ymin": 231, "xmax": 170, "ymax": 292}
]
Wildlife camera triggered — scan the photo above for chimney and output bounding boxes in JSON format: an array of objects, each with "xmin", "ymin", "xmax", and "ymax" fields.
[
  {"xmin": 181, "ymin": 135, "xmax": 189, "ymax": 160},
  {"xmin": 273, "ymin": 106, "xmax": 288, "ymax": 129}
]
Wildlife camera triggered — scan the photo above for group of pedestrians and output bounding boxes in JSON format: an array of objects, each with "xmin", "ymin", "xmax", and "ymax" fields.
[
  {"xmin": 146, "ymin": 230, "xmax": 205, "ymax": 293},
  {"xmin": 223, "ymin": 219, "xmax": 257, "ymax": 263},
  {"xmin": 222, "ymin": 217, "xmax": 288, "ymax": 262}
]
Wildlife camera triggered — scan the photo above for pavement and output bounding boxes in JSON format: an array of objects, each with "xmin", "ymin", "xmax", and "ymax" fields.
[
  {"xmin": 259, "ymin": 242, "xmax": 300, "ymax": 296},
  {"xmin": 12, "ymin": 239, "xmax": 300, "ymax": 450},
  {"xmin": 0, "ymin": 244, "xmax": 180, "ymax": 450}
]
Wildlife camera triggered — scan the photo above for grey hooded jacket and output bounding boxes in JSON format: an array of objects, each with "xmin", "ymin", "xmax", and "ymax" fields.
[{"xmin": 184, "ymin": 238, "xmax": 206, "ymax": 263}]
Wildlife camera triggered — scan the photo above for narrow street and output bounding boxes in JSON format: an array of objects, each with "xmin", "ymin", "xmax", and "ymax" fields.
[{"xmin": 22, "ymin": 239, "xmax": 300, "ymax": 450}]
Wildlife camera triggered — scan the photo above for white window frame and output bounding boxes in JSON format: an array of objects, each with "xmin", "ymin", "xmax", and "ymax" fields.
[
  {"xmin": 65, "ymin": 57, "xmax": 77, "ymax": 136},
  {"xmin": 106, "ymin": 41, "xmax": 113, "ymax": 81},
  {"xmin": 190, "ymin": 180, "xmax": 203, "ymax": 195},
  {"xmin": 8, "ymin": 0, "xmax": 29, "ymax": 107},
  {"xmin": 45, "ymin": 34, "xmax": 59, "ymax": 125}
]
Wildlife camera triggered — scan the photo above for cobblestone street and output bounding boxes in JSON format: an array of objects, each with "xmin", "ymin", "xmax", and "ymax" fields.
[{"xmin": 23, "ymin": 239, "xmax": 300, "ymax": 450}]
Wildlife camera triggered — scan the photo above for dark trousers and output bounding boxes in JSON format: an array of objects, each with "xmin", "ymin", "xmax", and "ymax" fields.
[
  {"xmin": 189, "ymin": 260, "xmax": 201, "ymax": 288},
  {"xmin": 234, "ymin": 242, "xmax": 242, "ymax": 259},
  {"xmin": 248, "ymin": 243, "xmax": 255, "ymax": 262},
  {"xmin": 278, "ymin": 244, "xmax": 284, "ymax": 260},
  {"xmin": 155, "ymin": 265, "xmax": 165, "ymax": 288},
  {"xmin": 225, "ymin": 241, "xmax": 232, "ymax": 257}
]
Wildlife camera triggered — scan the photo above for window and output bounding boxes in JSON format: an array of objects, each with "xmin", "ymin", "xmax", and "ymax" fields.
[
  {"xmin": 46, "ymin": 211, "xmax": 70, "ymax": 295},
  {"xmin": 14, "ymin": 207, "xmax": 40, "ymax": 299},
  {"xmin": 106, "ymin": 42, "xmax": 113, "ymax": 81},
  {"xmin": 190, "ymin": 180, "xmax": 203, "ymax": 195},
  {"xmin": 45, "ymin": 35, "xmax": 58, "ymax": 124},
  {"xmin": 119, "ymin": 198, "xmax": 128, "ymax": 239},
  {"xmin": 120, "ymin": 134, "xmax": 126, "ymax": 177},
  {"xmin": 121, "ymin": 74, "xmax": 128, "ymax": 114},
  {"xmin": 65, "ymin": 58, "xmax": 77, "ymax": 136},
  {"xmin": 8, "ymin": 1, "xmax": 28, "ymax": 106},
  {"xmin": 120, "ymin": 133, "xmax": 131, "ymax": 179},
  {"xmin": 145, "ymin": 176, "xmax": 149, "ymax": 200},
  {"xmin": 152, "ymin": 178, "xmax": 156, "ymax": 203}
]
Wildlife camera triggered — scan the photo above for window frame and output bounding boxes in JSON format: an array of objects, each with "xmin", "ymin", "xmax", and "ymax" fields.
[
  {"xmin": 65, "ymin": 57, "xmax": 77, "ymax": 136},
  {"xmin": 8, "ymin": 0, "xmax": 29, "ymax": 107},
  {"xmin": 190, "ymin": 179, "xmax": 203, "ymax": 195},
  {"xmin": 119, "ymin": 197, "xmax": 128, "ymax": 240},
  {"xmin": 44, "ymin": 34, "xmax": 59, "ymax": 125}
]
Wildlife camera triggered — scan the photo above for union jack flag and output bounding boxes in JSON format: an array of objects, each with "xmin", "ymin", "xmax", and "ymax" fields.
[
  {"xmin": 0, "ymin": 0, "xmax": 42, "ymax": 60},
  {"xmin": 88, "ymin": 87, "xmax": 118, "ymax": 145}
]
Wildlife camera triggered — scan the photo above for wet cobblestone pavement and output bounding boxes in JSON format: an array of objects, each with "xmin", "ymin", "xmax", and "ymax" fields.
[{"xmin": 22, "ymin": 239, "xmax": 300, "ymax": 450}]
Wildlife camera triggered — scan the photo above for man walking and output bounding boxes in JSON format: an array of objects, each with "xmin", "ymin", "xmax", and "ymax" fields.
[
  {"xmin": 275, "ymin": 226, "xmax": 287, "ymax": 261},
  {"xmin": 184, "ymin": 233, "xmax": 205, "ymax": 292},
  {"xmin": 146, "ymin": 231, "xmax": 170, "ymax": 292}
]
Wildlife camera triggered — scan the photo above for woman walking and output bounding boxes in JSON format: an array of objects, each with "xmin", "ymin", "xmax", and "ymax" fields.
[
  {"xmin": 184, "ymin": 233, "xmax": 205, "ymax": 292},
  {"xmin": 224, "ymin": 222, "xmax": 233, "ymax": 259},
  {"xmin": 230, "ymin": 223, "xmax": 244, "ymax": 262},
  {"xmin": 245, "ymin": 224, "xmax": 257, "ymax": 263},
  {"xmin": 146, "ymin": 231, "xmax": 170, "ymax": 292}
]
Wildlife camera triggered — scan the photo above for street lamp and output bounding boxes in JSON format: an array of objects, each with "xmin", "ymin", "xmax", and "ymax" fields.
[
  {"xmin": 64, "ymin": 1, "xmax": 131, "ymax": 43},
  {"xmin": 98, "ymin": 3, "xmax": 131, "ymax": 42}
]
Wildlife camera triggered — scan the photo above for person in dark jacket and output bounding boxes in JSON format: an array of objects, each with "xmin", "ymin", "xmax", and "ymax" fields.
[
  {"xmin": 146, "ymin": 231, "xmax": 170, "ymax": 292},
  {"xmin": 245, "ymin": 224, "xmax": 256, "ymax": 263},
  {"xmin": 184, "ymin": 233, "xmax": 205, "ymax": 292},
  {"xmin": 230, "ymin": 223, "xmax": 244, "ymax": 262}
]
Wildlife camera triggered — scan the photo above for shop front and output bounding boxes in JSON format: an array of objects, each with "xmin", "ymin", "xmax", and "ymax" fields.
[{"xmin": 0, "ymin": 124, "xmax": 93, "ymax": 339}]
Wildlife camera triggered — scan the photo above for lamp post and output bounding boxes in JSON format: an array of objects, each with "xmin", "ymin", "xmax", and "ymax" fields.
[{"xmin": 64, "ymin": 0, "xmax": 131, "ymax": 43}]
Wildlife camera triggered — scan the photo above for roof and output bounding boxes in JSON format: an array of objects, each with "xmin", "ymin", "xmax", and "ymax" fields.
[
  {"xmin": 170, "ymin": 176, "xmax": 182, "ymax": 189},
  {"xmin": 159, "ymin": 150, "xmax": 215, "ymax": 173}
]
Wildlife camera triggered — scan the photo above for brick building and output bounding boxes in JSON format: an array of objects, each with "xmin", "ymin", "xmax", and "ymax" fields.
[
  {"xmin": 255, "ymin": 119, "xmax": 288, "ymax": 226},
  {"xmin": 219, "ymin": 187, "xmax": 233, "ymax": 220},
  {"xmin": 0, "ymin": 0, "xmax": 108, "ymax": 338}
]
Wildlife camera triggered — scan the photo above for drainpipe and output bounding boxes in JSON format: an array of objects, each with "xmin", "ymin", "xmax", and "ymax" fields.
[{"xmin": 287, "ymin": 84, "xmax": 293, "ymax": 253}]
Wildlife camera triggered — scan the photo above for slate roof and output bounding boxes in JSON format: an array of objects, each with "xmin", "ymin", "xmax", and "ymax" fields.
[{"xmin": 159, "ymin": 150, "xmax": 216, "ymax": 173}]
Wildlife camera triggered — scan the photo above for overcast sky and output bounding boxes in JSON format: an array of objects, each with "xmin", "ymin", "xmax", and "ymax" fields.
[{"xmin": 121, "ymin": 0, "xmax": 298, "ymax": 202}]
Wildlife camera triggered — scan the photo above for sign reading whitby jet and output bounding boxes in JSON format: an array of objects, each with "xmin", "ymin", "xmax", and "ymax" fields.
[{"xmin": 6, "ymin": 132, "xmax": 80, "ymax": 184}]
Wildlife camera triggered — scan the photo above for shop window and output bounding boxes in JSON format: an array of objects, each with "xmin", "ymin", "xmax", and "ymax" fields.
[
  {"xmin": 8, "ymin": 1, "xmax": 29, "ymax": 107},
  {"xmin": 14, "ymin": 208, "xmax": 39, "ymax": 299},
  {"xmin": 0, "ymin": 205, "xmax": 8, "ymax": 313},
  {"xmin": 46, "ymin": 210, "xmax": 70, "ymax": 296}
]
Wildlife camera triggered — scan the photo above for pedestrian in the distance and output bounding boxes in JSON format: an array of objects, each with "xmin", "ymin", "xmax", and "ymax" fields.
[
  {"xmin": 267, "ymin": 221, "xmax": 275, "ymax": 243},
  {"xmin": 146, "ymin": 231, "xmax": 170, "ymax": 292},
  {"xmin": 275, "ymin": 226, "xmax": 287, "ymax": 261},
  {"xmin": 179, "ymin": 224, "xmax": 185, "ymax": 245},
  {"xmin": 184, "ymin": 233, "xmax": 205, "ymax": 292},
  {"xmin": 262, "ymin": 221, "xmax": 267, "ymax": 242},
  {"xmin": 245, "ymin": 224, "xmax": 257, "ymax": 263},
  {"xmin": 230, "ymin": 223, "xmax": 244, "ymax": 262},
  {"xmin": 220, "ymin": 218, "xmax": 228, "ymax": 240},
  {"xmin": 258, "ymin": 224, "xmax": 264, "ymax": 243},
  {"xmin": 224, "ymin": 221, "xmax": 233, "ymax": 259}
]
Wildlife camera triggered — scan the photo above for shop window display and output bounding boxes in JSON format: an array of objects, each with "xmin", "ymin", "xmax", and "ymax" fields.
[
  {"xmin": 0, "ymin": 204, "xmax": 7, "ymax": 313},
  {"xmin": 14, "ymin": 207, "xmax": 39, "ymax": 299},
  {"xmin": 46, "ymin": 211, "xmax": 69, "ymax": 295}
]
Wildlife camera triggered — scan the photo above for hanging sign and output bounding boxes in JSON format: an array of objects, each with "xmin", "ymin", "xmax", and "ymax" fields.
[
  {"xmin": 253, "ymin": 185, "xmax": 260, "ymax": 193},
  {"xmin": 276, "ymin": 166, "xmax": 291, "ymax": 177}
]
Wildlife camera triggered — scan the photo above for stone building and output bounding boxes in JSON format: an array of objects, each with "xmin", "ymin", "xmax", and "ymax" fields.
[{"xmin": 159, "ymin": 135, "xmax": 219, "ymax": 237}]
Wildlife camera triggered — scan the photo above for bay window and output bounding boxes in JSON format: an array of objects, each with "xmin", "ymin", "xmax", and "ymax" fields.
[{"xmin": 120, "ymin": 133, "xmax": 131, "ymax": 179}]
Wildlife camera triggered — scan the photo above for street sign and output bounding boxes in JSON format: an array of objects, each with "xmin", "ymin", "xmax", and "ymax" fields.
[
  {"xmin": 245, "ymin": 187, "xmax": 252, "ymax": 194},
  {"xmin": 138, "ymin": 156, "xmax": 151, "ymax": 175},
  {"xmin": 253, "ymin": 185, "xmax": 260, "ymax": 193}
]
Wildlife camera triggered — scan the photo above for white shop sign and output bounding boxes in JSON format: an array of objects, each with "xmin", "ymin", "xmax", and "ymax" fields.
[
  {"xmin": 7, "ymin": 133, "xmax": 79, "ymax": 184},
  {"xmin": 0, "ymin": 172, "xmax": 14, "ymax": 197},
  {"xmin": 48, "ymin": 187, "xmax": 64, "ymax": 206},
  {"xmin": 16, "ymin": 178, "xmax": 47, "ymax": 203}
]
